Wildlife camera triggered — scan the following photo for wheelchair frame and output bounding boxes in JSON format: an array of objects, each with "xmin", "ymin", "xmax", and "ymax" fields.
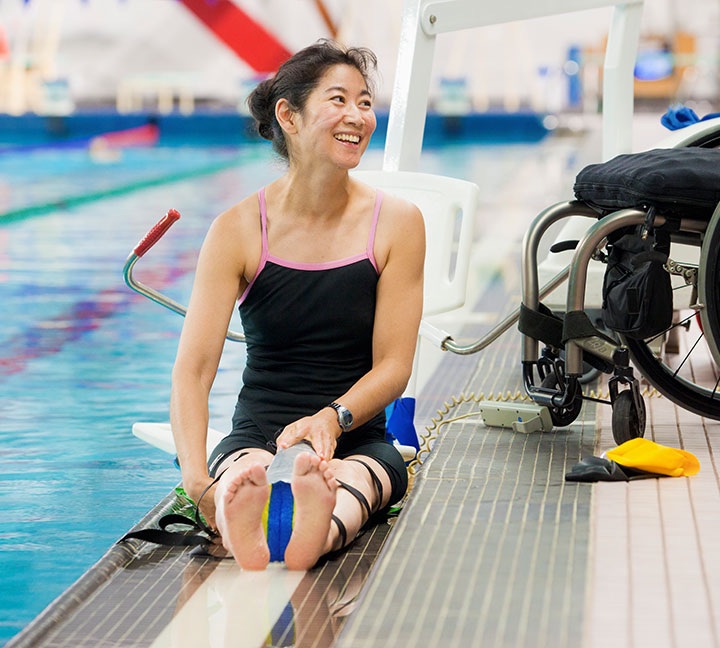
[
  {"xmin": 421, "ymin": 121, "xmax": 720, "ymax": 445},
  {"xmin": 520, "ymin": 200, "xmax": 717, "ymax": 444}
]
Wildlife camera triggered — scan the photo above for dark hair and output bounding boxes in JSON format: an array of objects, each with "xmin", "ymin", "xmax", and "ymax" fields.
[{"xmin": 247, "ymin": 39, "xmax": 377, "ymax": 160}]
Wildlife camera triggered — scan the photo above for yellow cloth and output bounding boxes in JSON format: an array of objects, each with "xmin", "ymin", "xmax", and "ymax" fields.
[{"xmin": 605, "ymin": 438, "xmax": 700, "ymax": 477}]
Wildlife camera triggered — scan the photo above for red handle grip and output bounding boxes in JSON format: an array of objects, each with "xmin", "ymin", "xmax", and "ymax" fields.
[{"xmin": 133, "ymin": 209, "xmax": 181, "ymax": 257}]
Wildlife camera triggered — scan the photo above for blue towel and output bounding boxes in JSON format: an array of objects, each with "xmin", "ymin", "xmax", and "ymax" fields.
[
  {"xmin": 661, "ymin": 104, "xmax": 720, "ymax": 131},
  {"xmin": 385, "ymin": 397, "xmax": 419, "ymax": 452}
]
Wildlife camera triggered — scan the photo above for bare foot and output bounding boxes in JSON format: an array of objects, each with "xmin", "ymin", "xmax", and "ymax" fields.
[
  {"xmin": 215, "ymin": 463, "xmax": 270, "ymax": 570},
  {"xmin": 284, "ymin": 452, "xmax": 338, "ymax": 570}
]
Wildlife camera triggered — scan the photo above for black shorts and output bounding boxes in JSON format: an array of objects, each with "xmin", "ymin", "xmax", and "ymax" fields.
[{"xmin": 208, "ymin": 420, "xmax": 408, "ymax": 507}]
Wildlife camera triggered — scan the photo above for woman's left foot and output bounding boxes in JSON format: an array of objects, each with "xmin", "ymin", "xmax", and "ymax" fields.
[{"xmin": 284, "ymin": 452, "xmax": 338, "ymax": 570}]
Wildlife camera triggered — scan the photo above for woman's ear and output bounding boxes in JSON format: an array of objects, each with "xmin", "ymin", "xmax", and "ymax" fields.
[{"xmin": 275, "ymin": 98, "xmax": 297, "ymax": 135}]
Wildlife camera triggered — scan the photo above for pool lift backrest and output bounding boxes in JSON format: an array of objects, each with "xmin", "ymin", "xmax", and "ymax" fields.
[{"xmin": 352, "ymin": 170, "xmax": 478, "ymax": 318}]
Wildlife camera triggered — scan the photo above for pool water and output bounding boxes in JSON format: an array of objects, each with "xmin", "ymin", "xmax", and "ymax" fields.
[
  {"xmin": 0, "ymin": 144, "xmax": 283, "ymax": 644},
  {"xmin": 0, "ymin": 144, "xmax": 246, "ymax": 222},
  {"xmin": 0, "ymin": 135, "xmax": 556, "ymax": 645}
]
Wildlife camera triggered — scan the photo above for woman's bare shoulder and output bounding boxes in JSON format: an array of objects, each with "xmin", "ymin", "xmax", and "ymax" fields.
[
  {"xmin": 369, "ymin": 189, "xmax": 425, "ymax": 272},
  {"xmin": 376, "ymin": 191, "xmax": 425, "ymax": 251},
  {"xmin": 213, "ymin": 193, "xmax": 260, "ymax": 231},
  {"xmin": 201, "ymin": 194, "xmax": 261, "ymax": 250},
  {"xmin": 381, "ymin": 191, "xmax": 423, "ymax": 222}
]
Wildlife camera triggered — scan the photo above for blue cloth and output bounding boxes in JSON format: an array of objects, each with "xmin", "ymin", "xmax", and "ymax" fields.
[
  {"xmin": 385, "ymin": 397, "xmax": 419, "ymax": 452},
  {"xmin": 661, "ymin": 105, "xmax": 720, "ymax": 131},
  {"xmin": 265, "ymin": 481, "xmax": 295, "ymax": 562}
]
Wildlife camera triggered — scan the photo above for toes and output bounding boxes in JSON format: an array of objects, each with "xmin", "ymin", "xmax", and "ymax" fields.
[
  {"xmin": 325, "ymin": 472, "xmax": 338, "ymax": 489},
  {"xmin": 247, "ymin": 463, "xmax": 268, "ymax": 486},
  {"xmin": 293, "ymin": 450, "xmax": 320, "ymax": 476}
]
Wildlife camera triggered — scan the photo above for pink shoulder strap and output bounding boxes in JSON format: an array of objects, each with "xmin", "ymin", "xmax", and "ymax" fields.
[
  {"xmin": 366, "ymin": 190, "xmax": 383, "ymax": 271},
  {"xmin": 258, "ymin": 187, "xmax": 270, "ymax": 256},
  {"xmin": 238, "ymin": 188, "xmax": 270, "ymax": 304}
]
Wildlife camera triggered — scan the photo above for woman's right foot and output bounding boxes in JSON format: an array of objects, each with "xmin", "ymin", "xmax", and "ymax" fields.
[{"xmin": 215, "ymin": 463, "xmax": 271, "ymax": 570}]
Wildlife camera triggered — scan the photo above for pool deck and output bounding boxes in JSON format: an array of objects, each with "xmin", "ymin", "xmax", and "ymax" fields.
[{"xmin": 8, "ymin": 114, "xmax": 720, "ymax": 647}]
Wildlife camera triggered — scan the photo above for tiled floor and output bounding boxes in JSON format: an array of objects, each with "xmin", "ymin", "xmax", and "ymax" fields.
[
  {"xmin": 587, "ymin": 390, "xmax": 720, "ymax": 648},
  {"xmin": 9, "ymin": 114, "xmax": 720, "ymax": 647},
  {"xmin": 337, "ymin": 276, "xmax": 599, "ymax": 648},
  {"xmin": 339, "ymin": 328, "xmax": 720, "ymax": 647}
]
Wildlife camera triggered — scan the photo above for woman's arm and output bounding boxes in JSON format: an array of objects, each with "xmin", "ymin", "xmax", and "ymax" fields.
[
  {"xmin": 277, "ymin": 194, "xmax": 425, "ymax": 458},
  {"xmin": 170, "ymin": 204, "xmax": 255, "ymax": 524}
]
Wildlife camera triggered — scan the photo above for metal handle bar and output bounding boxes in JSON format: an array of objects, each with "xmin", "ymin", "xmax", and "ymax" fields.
[
  {"xmin": 423, "ymin": 266, "xmax": 570, "ymax": 356},
  {"xmin": 122, "ymin": 209, "xmax": 246, "ymax": 343}
]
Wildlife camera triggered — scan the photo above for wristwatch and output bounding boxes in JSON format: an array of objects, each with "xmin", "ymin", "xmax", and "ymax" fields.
[{"xmin": 328, "ymin": 402, "xmax": 353, "ymax": 432}]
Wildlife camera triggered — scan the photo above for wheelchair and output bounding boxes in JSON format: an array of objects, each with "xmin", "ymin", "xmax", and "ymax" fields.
[{"xmin": 519, "ymin": 122, "xmax": 720, "ymax": 445}]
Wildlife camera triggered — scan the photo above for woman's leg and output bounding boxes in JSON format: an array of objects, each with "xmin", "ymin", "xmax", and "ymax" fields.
[
  {"xmin": 325, "ymin": 455, "xmax": 393, "ymax": 551},
  {"xmin": 214, "ymin": 448, "xmax": 274, "ymax": 570},
  {"xmin": 284, "ymin": 454, "xmax": 395, "ymax": 570}
]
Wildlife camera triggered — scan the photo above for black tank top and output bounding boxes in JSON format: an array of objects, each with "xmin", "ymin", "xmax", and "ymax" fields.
[{"xmin": 232, "ymin": 188, "xmax": 385, "ymax": 438}]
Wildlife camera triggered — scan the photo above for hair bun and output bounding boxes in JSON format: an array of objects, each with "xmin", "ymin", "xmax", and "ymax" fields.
[{"xmin": 257, "ymin": 122, "xmax": 274, "ymax": 141}]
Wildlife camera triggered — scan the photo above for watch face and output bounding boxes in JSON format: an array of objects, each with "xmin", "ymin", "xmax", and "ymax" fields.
[
  {"xmin": 331, "ymin": 403, "xmax": 353, "ymax": 430},
  {"xmin": 338, "ymin": 408, "xmax": 353, "ymax": 428}
]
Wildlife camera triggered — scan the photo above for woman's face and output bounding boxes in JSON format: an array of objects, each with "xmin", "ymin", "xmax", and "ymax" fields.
[{"xmin": 285, "ymin": 63, "xmax": 377, "ymax": 169}]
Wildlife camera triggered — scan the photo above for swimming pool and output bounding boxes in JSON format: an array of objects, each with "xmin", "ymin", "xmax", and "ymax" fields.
[
  {"xmin": 0, "ymin": 125, "xmax": 553, "ymax": 645},
  {"xmin": 0, "ymin": 142, "xmax": 283, "ymax": 644}
]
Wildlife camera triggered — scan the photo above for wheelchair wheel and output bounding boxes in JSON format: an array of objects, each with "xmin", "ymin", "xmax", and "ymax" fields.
[
  {"xmin": 611, "ymin": 390, "xmax": 646, "ymax": 445},
  {"xmin": 698, "ymin": 203, "xmax": 720, "ymax": 369},
  {"xmin": 619, "ymin": 126, "xmax": 720, "ymax": 419},
  {"xmin": 540, "ymin": 373, "xmax": 583, "ymax": 426},
  {"xmin": 622, "ymin": 265, "xmax": 720, "ymax": 420}
]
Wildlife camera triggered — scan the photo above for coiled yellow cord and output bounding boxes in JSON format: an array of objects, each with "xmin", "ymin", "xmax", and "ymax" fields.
[{"xmin": 408, "ymin": 385, "xmax": 663, "ymax": 474}]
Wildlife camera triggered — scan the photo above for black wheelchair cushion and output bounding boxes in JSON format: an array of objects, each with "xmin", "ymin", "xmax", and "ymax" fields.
[{"xmin": 574, "ymin": 147, "xmax": 720, "ymax": 219}]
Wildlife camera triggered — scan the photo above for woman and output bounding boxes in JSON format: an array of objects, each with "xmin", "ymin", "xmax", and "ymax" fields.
[{"xmin": 170, "ymin": 40, "xmax": 425, "ymax": 570}]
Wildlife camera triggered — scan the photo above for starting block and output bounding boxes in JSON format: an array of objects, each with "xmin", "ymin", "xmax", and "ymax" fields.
[{"xmin": 477, "ymin": 401, "xmax": 553, "ymax": 434}]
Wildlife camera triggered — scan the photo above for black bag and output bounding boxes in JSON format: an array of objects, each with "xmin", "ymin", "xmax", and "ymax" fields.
[
  {"xmin": 573, "ymin": 148, "xmax": 717, "ymax": 339},
  {"xmin": 601, "ymin": 227, "xmax": 672, "ymax": 339},
  {"xmin": 574, "ymin": 147, "xmax": 720, "ymax": 219}
]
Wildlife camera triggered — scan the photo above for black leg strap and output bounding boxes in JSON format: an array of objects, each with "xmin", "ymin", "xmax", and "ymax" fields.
[
  {"xmin": 346, "ymin": 458, "xmax": 385, "ymax": 514},
  {"xmin": 195, "ymin": 451, "xmax": 250, "ymax": 536},
  {"xmin": 194, "ymin": 469, "xmax": 228, "ymax": 538},
  {"xmin": 119, "ymin": 470, "xmax": 226, "ymax": 547},
  {"xmin": 328, "ymin": 460, "xmax": 387, "ymax": 553},
  {"xmin": 336, "ymin": 479, "xmax": 372, "ymax": 519},
  {"xmin": 331, "ymin": 514, "xmax": 347, "ymax": 548},
  {"xmin": 119, "ymin": 451, "xmax": 256, "ymax": 549}
]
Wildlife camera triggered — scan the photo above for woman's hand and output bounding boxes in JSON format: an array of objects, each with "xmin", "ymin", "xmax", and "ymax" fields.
[{"xmin": 276, "ymin": 408, "xmax": 340, "ymax": 460}]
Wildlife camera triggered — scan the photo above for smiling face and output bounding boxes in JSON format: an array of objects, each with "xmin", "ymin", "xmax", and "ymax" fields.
[{"xmin": 279, "ymin": 64, "xmax": 377, "ymax": 170}]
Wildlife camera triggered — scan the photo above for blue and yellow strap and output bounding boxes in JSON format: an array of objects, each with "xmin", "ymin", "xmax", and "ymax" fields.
[{"xmin": 262, "ymin": 481, "xmax": 296, "ymax": 562}]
